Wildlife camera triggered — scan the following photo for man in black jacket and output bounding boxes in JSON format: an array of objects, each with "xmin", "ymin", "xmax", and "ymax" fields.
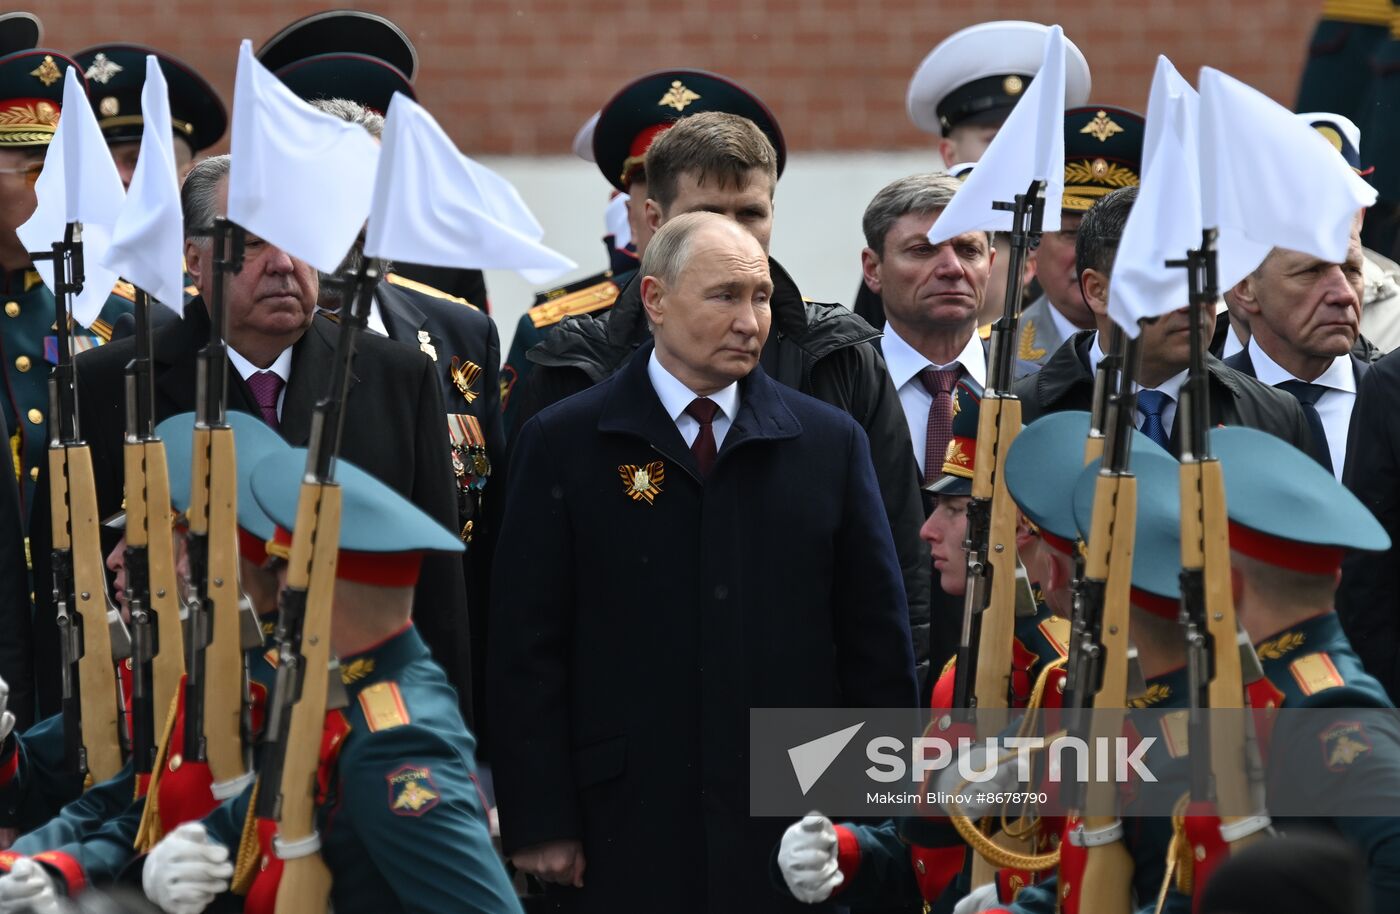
[
  {"xmin": 27, "ymin": 156, "xmax": 473, "ymax": 722},
  {"xmin": 516, "ymin": 112, "xmax": 931, "ymax": 685},
  {"xmin": 1016, "ymin": 186, "xmax": 1315, "ymax": 457}
]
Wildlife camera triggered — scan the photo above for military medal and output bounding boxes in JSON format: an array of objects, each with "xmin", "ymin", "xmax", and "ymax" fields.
[
  {"xmin": 447, "ymin": 414, "xmax": 490, "ymax": 542},
  {"xmin": 449, "ymin": 356, "xmax": 481, "ymax": 404},
  {"xmin": 619, "ymin": 461, "xmax": 665, "ymax": 504}
]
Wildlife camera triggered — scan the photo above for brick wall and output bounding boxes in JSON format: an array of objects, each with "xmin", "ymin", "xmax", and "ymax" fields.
[{"xmin": 38, "ymin": 0, "xmax": 1322, "ymax": 155}]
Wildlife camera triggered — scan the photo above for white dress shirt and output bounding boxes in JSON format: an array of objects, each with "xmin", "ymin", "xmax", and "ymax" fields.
[
  {"xmin": 647, "ymin": 350, "xmax": 740, "ymax": 449},
  {"xmin": 1046, "ymin": 301, "xmax": 1082, "ymax": 350},
  {"xmin": 1221, "ymin": 322, "xmax": 1246, "ymax": 360},
  {"xmin": 882, "ymin": 323, "xmax": 988, "ymax": 478},
  {"xmin": 316, "ymin": 293, "xmax": 389, "ymax": 337},
  {"xmin": 1089, "ymin": 333, "xmax": 1188, "ymax": 438},
  {"xmin": 1246, "ymin": 339, "xmax": 1356, "ymax": 479},
  {"xmin": 227, "ymin": 345, "xmax": 293, "ymax": 419}
]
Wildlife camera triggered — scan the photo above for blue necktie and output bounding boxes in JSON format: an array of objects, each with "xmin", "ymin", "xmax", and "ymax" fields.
[
  {"xmin": 1137, "ymin": 389, "xmax": 1172, "ymax": 451},
  {"xmin": 1277, "ymin": 380, "xmax": 1334, "ymax": 474}
]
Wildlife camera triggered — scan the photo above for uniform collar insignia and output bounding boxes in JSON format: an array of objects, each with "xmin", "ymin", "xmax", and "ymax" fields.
[
  {"xmin": 620, "ymin": 460, "xmax": 665, "ymax": 504},
  {"xmin": 85, "ymin": 53, "xmax": 123, "ymax": 85},
  {"xmin": 658, "ymin": 80, "xmax": 701, "ymax": 112},
  {"xmin": 341, "ymin": 657, "xmax": 375, "ymax": 685},
  {"xmin": 1255, "ymin": 630, "xmax": 1305, "ymax": 661},
  {"xmin": 1080, "ymin": 109, "xmax": 1124, "ymax": 143}
]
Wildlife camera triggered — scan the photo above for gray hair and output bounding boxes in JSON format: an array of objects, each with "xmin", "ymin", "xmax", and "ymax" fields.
[
  {"xmin": 861, "ymin": 172, "xmax": 965, "ymax": 255},
  {"xmin": 310, "ymin": 98, "xmax": 384, "ymax": 139},
  {"xmin": 180, "ymin": 154, "xmax": 231, "ymax": 239},
  {"xmin": 641, "ymin": 211, "xmax": 736, "ymax": 287}
]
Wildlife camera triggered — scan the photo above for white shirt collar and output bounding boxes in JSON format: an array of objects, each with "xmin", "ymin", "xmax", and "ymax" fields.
[
  {"xmin": 1046, "ymin": 301, "xmax": 1081, "ymax": 347},
  {"xmin": 647, "ymin": 350, "xmax": 741, "ymax": 425},
  {"xmin": 1247, "ymin": 339, "xmax": 1356, "ymax": 394},
  {"xmin": 227, "ymin": 345, "xmax": 293, "ymax": 383},
  {"xmin": 1088, "ymin": 332, "xmax": 1188, "ymax": 401},
  {"xmin": 881, "ymin": 322, "xmax": 987, "ymax": 389}
]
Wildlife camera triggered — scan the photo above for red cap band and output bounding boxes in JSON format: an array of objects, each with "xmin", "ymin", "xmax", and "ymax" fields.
[
  {"xmin": 1131, "ymin": 587, "xmax": 1179, "ymax": 621},
  {"xmin": 238, "ymin": 527, "xmax": 268, "ymax": 566},
  {"xmin": 1228, "ymin": 521, "xmax": 1344, "ymax": 577},
  {"xmin": 1041, "ymin": 530, "xmax": 1077, "ymax": 557},
  {"xmin": 268, "ymin": 526, "xmax": 423, "ymax": 587}
]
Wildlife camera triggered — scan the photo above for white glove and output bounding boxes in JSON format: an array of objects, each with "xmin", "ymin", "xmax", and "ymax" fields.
[
  {"xmin": 777, "ymin": 813, "xmax": 844, "ymax": 904},
  {"xmin": 953, "ymin": 881, "xmax": 1002, "ymax": 914},
  {"xmin": 0, "ymin": 858, "xmax": 60, "ymax": 914},
  {"xmin": 142, "ymin": 823, "xmax": 233, "ymax": 914},
  {"xmin": 0, "ymin": 676, "xmax": 14, "ymax": 745}
]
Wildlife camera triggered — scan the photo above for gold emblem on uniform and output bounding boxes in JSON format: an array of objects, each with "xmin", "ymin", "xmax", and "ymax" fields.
[
  {"xmin": 943, "ymin": 438, "xmax": 971, "ymax": 468},
  {"xmin": 450, "ymin": 356, "xmax": 481, "ymax": 404},
  {"xmin": 1315, "ymin": 125, "xmax": 1344, "ymax": 155},
  {"xmin": 1255, "ymin": 630, "xmax": 1305, "ymax": 661},
  {"xmin": 416, "ymin": 329, "xmax": 437, "ymax": 362},
  {"xmin": 1003, "ymin": 75, "xmax": 1024, "ymax": 96},
  {"xmin": 1320, "ymin": 721, "xmax": 1371, "ymax": 771},
  {"xmin": 29, "ymin": 55, "xmax": 61, "ymax": 88},
  {"xmin": 33, "ymin": 103, "xmax": 56, "ymax": 127},
  {"xmin": 1091, "ymin": 157, "xmax": 1109, "ymax": 179},
  {"xmin": 1127, "ymin": 682, "xmax": 1172, "ymax": 709},
  {"xmin": 85, "ymin": 53, "xmax": 124, "ymax": 85},
  {"xmin": 99, "ymin": 96, "xmax": 119, "ymax": 117},
  {"xmin": 340, "ymin": 657, "xmax": 375, "ymax": 685},
  {"xmin": 387, "ymin": 765, "xmax": 440, "ymax": 816},
  {"xmin": 659, "ymin": 80, "xmax": 702, "ymax": 112},
  {"xmin": 1018, "ymin": 320, "xmax": 1047, "ymax": 362},
  {"xmin": 1080, "ymin": 110, "xmax": 1124, "ymax": 143},
  {"xmin": 619, "ymin": 461, "xmax": 665, "ymax": 504}
]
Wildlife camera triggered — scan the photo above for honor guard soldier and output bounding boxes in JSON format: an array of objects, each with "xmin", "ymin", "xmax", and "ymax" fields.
[
  {"xmin": 1016, "ymin": 106, "xmax": 1144, "ymax": 369},
  {"xmin": 137, "ymin": 452, "xmax": 522, "ymax": 914},
  {"xmin": 855, "ymin": 21, "xmax": 1092, "ymax": 328},
  {"xmin": 258, "ymin": 9, "xmax": 490, "ymax": 312},
  {"xmin": 0, "ymin": 37, "xmax": 136, "ymax": 527},
  {"xmin": 502, "ymin": 67, "xmax": 786, "ymax": 435}
]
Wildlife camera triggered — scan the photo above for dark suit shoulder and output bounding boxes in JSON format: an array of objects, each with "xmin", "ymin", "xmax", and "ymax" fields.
[{"xmin": 1013, "ymin": 331, "xmax": 1094, "ymax": 422}]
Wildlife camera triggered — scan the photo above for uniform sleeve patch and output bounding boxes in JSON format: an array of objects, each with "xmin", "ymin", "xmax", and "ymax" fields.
[
  {"xmin": 1320, "ymin": 721, "xmax": 1371, "ymax": 772},
  {"xmin": 387, "ymin": 765, "xmax": 439, "ymax": 816},
  {"xmin": 1290, "ymin": 652, "xmax": 1345, "ymax": 696},
  {"xmin": 359, "ymin": 682, "xmax": 410, "ymax": 732}
]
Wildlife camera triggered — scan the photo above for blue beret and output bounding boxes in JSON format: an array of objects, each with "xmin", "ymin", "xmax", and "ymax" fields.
[
  {"xmin": 1072, "ymin": 445, "xmax": 1182, "ymax": 604},
  {"xmin": 155, "ymin": 411, "xmax": 288, "ymax": 543}
]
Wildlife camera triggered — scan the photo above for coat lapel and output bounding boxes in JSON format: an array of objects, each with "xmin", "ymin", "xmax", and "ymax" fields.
[
  {"xmin": 279, "ymin": 314, "xmax": 360, "ymax": 446},
  {"xmin": 156, "ymin": 298, "xmax": 260, "ymax": 418},
  {"xmin": 377, "ymin": 281, "xmax": 429, "ymax": 343}
]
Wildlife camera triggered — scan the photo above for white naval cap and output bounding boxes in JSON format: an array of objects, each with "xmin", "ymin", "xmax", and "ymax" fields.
[
  {"xmin": 907, "ymin": 20, "xmax": 1092, "ymax": 137},
  {"xmin": 573, "ymin": 110, "xmax": 601, "ymax": 162}
]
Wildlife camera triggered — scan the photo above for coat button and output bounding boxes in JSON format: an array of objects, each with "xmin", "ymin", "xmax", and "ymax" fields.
[
  {"xmin": 169, "ymin": 753, "xmax": 182, "ymax": 772},
  {"xmin": 4, "ymin": 302, "xmax": 17, "ymax": 318},
  {"xmin": 915, "ymin": 858, "xmax": 926, "ymax": 874},
  {"xmin": 26, "ymin": 408, "xmax": 41, "ymax": 425},
  {"xmin": 28, "ymin": 467, "xmax": 37, "ymax": 481},
  {"xmin": 14, "ymin": 356, "xmax": 28, "ymax": 372}
]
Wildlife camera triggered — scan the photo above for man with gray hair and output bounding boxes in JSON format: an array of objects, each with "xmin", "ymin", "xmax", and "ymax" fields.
[
  {"xmin": 28, "ymin": 154, "xmax": 476, "ymax": 721},
  {"xmin": 491, "ymin": 211, "xmax": 917, "ymax": 913}
]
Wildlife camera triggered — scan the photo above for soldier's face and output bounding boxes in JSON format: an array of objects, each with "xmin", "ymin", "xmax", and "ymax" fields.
[
  {"xmin": 642, "ymin": 223, "xmax": 772, "ymax": 395},
  {"xmin": 1032, "ymin": 212, "xmax": 1091, "ymax": 327},
  {"xmin": 1239, "ymin": 219, "xmax": 1364, "ymax": 363},
  {"xmin": 1137, "ymin": 299, "xmax": 1218, "ymax": 386},
  {"xmin": 921, "ymin": 494, "xmax": 969, "ymax": 597},
  {"xmin": 626, "ymin": 178, "xmax": 655, "ymax": 257},
  {"xmin": 651, "ymin": 168, "xmax": 775, "ymax": 253},
  {"xmin": 939, "ymin": 124, "xmax": 999, "ymax": 168},
  {"xmin": 864, "ymin": 212, "xmax": 991, "ymax": 335},
  {"xmin": 0, "ymin": 147, "xmax": 43, "ymax": 236}
]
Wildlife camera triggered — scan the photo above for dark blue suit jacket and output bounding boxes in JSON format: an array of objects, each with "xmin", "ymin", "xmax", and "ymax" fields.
[{"xmin": 490, "ymin": 342, "xmax": 916, "ymax": 913}]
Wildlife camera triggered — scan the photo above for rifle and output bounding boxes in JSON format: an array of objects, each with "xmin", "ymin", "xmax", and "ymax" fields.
[
  {"xmin": 1169, "ymin": 231, "xmax": 1270, "ymax": 864},
  {"xmin": 1059, "ymin": 327, "xmax": 1142, "ymax": 913},
  {"xmin": 256, "ymin": 259, "xmax": 379, "ymax": 912},
  {"xmin": 183, "ymin": 219, "xmax": 255, "ymax": 798},
  {"xmin": 122, "ymin": 286, "xmax": 186, "ymax": 783},
  {"xmin": 40, "ymin": 222, "xmax": 131, "ymax": 785}
]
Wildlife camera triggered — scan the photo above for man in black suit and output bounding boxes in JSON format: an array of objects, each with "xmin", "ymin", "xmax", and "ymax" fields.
[
  {"xmin": 1223, "ymin": 213, "xmax": 1369, "ymax": 479},
  {"xmin": 28, "ymin": 155, "xmax": 472, "ymax": 721},
  {"xmin": 490, "ymin": 213, "xmax": 917, "ymax": 913},
  {"xmin": 1015, "ymin": 186, "xmax": 1315, "ymax": 457}
]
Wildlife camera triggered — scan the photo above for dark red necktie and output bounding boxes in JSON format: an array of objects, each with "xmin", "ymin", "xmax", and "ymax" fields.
[
  {"xmin": 918, "ymin": 367, "xmax": 960, "ymax": 484},
  {"xmin": 685, "ymin": 397, "xmax": 720, "ymax": 478},
  {"xmin": 247, "ymin": 370, "xmax": 285, "ymax": 431}
]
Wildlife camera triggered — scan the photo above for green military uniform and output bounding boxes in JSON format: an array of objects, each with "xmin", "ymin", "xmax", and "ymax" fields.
[{"xmin": 1296, "ymin": 0, "xmax": 1392, "ymax": 123}]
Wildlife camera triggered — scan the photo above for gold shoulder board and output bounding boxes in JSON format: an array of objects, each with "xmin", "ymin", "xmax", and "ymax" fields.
[
  {"xmin": 359, "ymin": 681, "xmax": 411, "ymax": 732},
  {"xmin": 110, "ymin": 280, "xmax": 137, "ymax": 303},
  {"xmin": 1290, "ymin": 652, "xmax": 1345, "ymax": 696},
  {"xmin": 1038, "ymin": 616, "xmax": 1071, "ymax": 658},
  {"xmin": 527, "ymin": 279, "xmax": 619, "ymax": 329},
  {"xmin": 385, "ymin": 273, "xmax": 479, "ymax": 311}
]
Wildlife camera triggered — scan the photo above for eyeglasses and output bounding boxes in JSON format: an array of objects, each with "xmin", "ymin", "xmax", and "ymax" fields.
[{"xmin": 0, "ymin": 163, "xmax": 43, "ymax": 188}]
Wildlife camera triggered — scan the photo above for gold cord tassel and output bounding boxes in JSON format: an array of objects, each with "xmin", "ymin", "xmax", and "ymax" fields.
[{"xmin": 132, "ymin": 692, "xmax": 181, "ymax": 853}]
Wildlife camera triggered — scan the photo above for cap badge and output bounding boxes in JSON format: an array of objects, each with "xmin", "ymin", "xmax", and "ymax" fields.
[
  {"xmin": 449, "ymin": 356, "xmax": 481, "ymax": 404},
  {"xmin": 1091, "ymin": 157, "xmax": 1109, "ymax": 179},
  {"xmin": 943, "ymin": 438, "xmax": 972, "ymax": 469},
  {"xmin": 99, "ymin": 96, "xmax": 119, "ymax": 117},
  {"xmin": 1314, "ymin": 125, "xmax": 1344, "ymax": 155},
  {"xmin": 658, "ymin": 80, "xmax": 701, "ymax": 112},
  {"xmin": 85, "ymin": 53, "xmax": 124, "ymax": 85},
  {"xmin": 1081, "ymin": 110, "xmax": 1124, "ymax": 143},
  {"xmin": 1003, "ymin": 75, "xmax": 1024, "ymax": 96},
  {"xmin": 619, "ymin": 460, "xmax": 665, "ymax": 504},
  {"xmin": 29, "ymin": 55, "xmax": 62, "ymax": 88}
]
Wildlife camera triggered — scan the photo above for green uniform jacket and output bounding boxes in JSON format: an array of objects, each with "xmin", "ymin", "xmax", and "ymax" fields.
[{"xmin": 202, "ymin": 625, "xmax": 520, "ymax": 914}]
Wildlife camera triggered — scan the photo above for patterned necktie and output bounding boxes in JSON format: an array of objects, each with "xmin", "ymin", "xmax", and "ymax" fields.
[
  {"xmin": 247, "ymin": 370, "xmax": 285, "ymax": 431},
  {"xmin": 918, "ymin": 368, "xmax": 961, "ymax": 484},
  {"xmin": 685, "ymin": 397, "xmax": 721, "ymax": 478},
  {"xmin": 1136, "ymin": 389, "xmax": 1172, "ymax": 451},
  {"xmin": 1277, "ymin": 380, "xmax": 1334, "ymax": 473}
]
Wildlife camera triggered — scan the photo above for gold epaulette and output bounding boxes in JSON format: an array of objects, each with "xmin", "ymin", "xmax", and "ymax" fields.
[
  {"xmin": 1037, "ymin": 616, "xmax": 1071, "ymax": 658},
  {"xmin": 1290, "ymin": 652, "xmax": 1346, "ymax": 696},
  {"xmin": 1322, "ymin": 0, "xmax": 1390, "ymax": 26},
  {"xmin": 385, "ymin": 272, "xmax": 479, "ymax": 310},
  {"xmin": 184, "ymin": 284, "xmax": 198, "ymax": 298},
  {"xmin": 110, "ymin": 280, "xmax": 137, "ymax": 303},
  {"xmin": 527, "ymin": 278, "xmax": 619, "ymax": 329},
  {"xmin": 358, "ymin": 681, "xmax": 411, "ymax": 732},
  {"xmin": 978, "ymin": 322, "xmax": 993, "ymax": 340},
  {"xmin": 89, "ymin": 318, "xmax": 114, "ymax": 342}
]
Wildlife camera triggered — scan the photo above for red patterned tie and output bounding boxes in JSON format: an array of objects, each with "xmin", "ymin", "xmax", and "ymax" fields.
[
  {"xmin": 685, "ymin": 397, "xmax": 720, "ymax": 478},
  {"xmin": 918, "ymin": 368, "xmax": 960, "ymax": 484},
  {"xmin": 247, "ymin": 370, "xmax": 285, "ymax": 431}
]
